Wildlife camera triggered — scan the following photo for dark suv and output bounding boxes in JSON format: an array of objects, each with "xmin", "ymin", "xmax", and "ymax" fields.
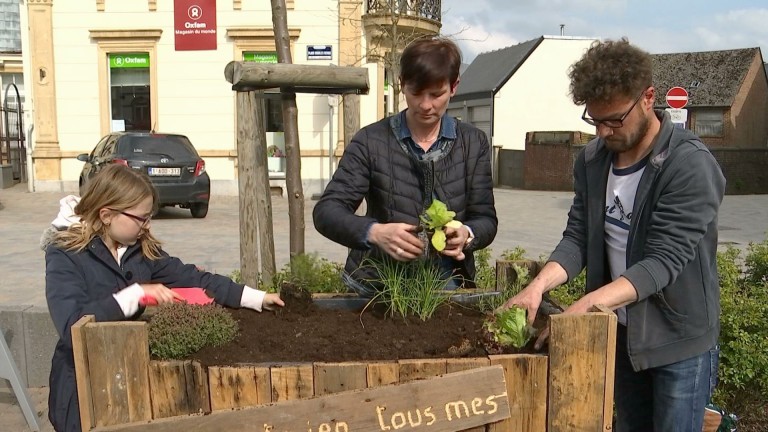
[{"xmin": 77, "ymin": 132, "xmax": 210, "ymax": 218}]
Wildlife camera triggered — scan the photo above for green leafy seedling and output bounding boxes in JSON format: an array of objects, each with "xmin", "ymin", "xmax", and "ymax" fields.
[
  {"xmin": 484, "ymin": 306, "xmax": 534, "ymax": 349},
  {"xmin": 420, "ymin": 199, "xmax": 463, "ymax": 251}
]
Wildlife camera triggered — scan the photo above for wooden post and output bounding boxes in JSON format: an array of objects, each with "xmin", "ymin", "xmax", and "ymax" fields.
[
  {"xmin": 496, "ymin": 259, "xmax": 542, "ymax": 293},
  {"xmin": 235, "ymin": 91, "xmax": 275, "ymax": 286},
  {"xmin": 342, "ymin": 93, "xmax": 360, "ymax": 149},
  {"xmin": 72, "ymin": 315, "xmax": 95, "ymax": 431},
  {"xmin": 224, "ymin": 62, "xmax": 369, "ymax": 93},
  {"xmin": 547, "ymin": 307, "xmax": 617, "ymax": 431},
  {"xmin": 271, "ymin": 0, "xmax": 305, "ymax": 259}
]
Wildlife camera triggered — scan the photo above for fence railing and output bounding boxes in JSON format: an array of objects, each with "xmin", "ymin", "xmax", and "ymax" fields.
[{"xmin": 365, "ymin": 0, "xmax": 441, "ymax": 22}]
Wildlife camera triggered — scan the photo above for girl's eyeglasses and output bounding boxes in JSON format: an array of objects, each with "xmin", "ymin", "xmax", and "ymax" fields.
[{"xmin": 109, "ymin": 208, "xmax": 151, "ymax": 227}]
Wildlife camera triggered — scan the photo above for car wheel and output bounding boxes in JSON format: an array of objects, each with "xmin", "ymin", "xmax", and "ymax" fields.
[{"xmin": 190, "ymin": 202, "xmax": 209, "ymax": 218}]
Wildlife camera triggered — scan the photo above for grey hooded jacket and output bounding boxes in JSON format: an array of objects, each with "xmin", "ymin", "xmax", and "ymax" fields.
[{"xmin": 549, "ymin": 110, "xmax": 725, "ymax": 371}]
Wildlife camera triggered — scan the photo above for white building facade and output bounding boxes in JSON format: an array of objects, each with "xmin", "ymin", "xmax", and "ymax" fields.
[{"xmin": 20, "ymin": 0, "xmax": 392, "ymax": 195}]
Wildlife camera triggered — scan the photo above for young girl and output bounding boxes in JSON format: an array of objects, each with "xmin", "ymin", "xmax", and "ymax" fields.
[{"xmin": 44, "ymin": 164, "xmax": 283, "ymax": 432}]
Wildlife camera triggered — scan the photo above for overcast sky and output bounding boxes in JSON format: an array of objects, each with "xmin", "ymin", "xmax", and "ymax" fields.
[{"xmin": 440, "ymin": 0, "xmax": 768, "ymax": 64}]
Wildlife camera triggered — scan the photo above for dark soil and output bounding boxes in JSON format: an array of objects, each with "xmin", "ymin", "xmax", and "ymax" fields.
[{"xmin": 188, "ymin": 285, "xmax": 547, "ymax": 367}]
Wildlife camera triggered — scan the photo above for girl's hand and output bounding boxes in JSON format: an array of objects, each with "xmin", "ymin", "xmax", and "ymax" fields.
[
  {"xmin": 141, "ymin": 283, "xmax": 184, "ymax": 304},
  {"xmin": 262, "ymin": 293, "xmax": 285, "ymax": 311}
]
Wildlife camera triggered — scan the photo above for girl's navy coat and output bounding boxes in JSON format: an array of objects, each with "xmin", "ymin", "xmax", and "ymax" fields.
[{"xmin": 45, "ymin": 237, "xmax": 244, "ymax": 432}]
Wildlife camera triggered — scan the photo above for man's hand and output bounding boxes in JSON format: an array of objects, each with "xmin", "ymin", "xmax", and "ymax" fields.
[{"xmin": 368, "ymin": 223, "xmax": 424, "ymax": 261}]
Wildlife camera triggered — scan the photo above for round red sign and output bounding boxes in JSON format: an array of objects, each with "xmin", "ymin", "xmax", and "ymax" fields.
[{"xmin": 666, "ymin": 86, "xmax": 689, "ymax": 109}]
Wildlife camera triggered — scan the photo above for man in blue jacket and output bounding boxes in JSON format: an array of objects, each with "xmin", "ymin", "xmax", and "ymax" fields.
[{"xmin": 503, "ymin": 38, "xmax": 724, "ymax": 431}]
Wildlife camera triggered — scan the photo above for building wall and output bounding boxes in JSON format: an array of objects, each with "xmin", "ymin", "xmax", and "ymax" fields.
[
  {"xmin": 493, "ymin": 37, "xmax": 596, "ymax": 151},
  {"xmin": 730, "ymin": 53, "xmax": 768, "ymax": 149},
  {"xmin": 519, "ymin": 137, "xmax": 768, "ymax": 195},
  {"xmin": 23, "ymin": 0, "xmax": 378, "ymax": 195}
]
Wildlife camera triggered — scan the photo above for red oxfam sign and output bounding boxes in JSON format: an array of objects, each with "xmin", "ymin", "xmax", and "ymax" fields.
[
  {"xmin": 174, "ymin": 0, "xmax": 217, "ymax": 51},
  {"xmin": 666, "ymin": 86, "xmax": 689, "ymax": 109}
]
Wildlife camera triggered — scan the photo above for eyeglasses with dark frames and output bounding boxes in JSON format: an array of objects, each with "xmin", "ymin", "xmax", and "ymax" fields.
[
  {"xmin": 582, "ymin": 89, "xmax": 648, "ymax": 129},
  {"xmin": 109, "ymin": 208, "xmax": 151, "ymax": 227}
]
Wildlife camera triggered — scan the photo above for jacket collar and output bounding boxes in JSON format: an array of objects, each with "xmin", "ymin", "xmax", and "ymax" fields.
[{"xmin": 87, "ymin": 236, "xmax": 142, "ymax": 270}]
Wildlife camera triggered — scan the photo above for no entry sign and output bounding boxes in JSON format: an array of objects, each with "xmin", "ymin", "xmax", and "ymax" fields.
[{"xmin": 666, "ymin": 86, "xmax": 689, "ymax": 109}]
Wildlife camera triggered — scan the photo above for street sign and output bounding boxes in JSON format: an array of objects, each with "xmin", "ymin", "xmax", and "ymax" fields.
[
  {"xmin": 665, "ymin": 108, "xmax": 688, "ymax": 124},
  {"xmin": 666, "ymin": 86, "xmax": 689, "ymax": 109},
  {"xmin": 307, "ymin": 45, "xmax": 332, "ymax": 61}
]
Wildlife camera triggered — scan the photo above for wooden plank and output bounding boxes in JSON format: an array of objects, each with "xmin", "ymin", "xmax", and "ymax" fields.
[
  {"xmin": 270, "ymin": 364, "xmax": 314, "ymax": 402},
  {"xmin": 147, "ymin": 360, "xmax": 209, "ymax": 419},
  {"xmin": 367, "ymin": 361, "xmax": 399, "ymax": 388},
  {"xmin": 591, "ymin": 305, "xmax": 617, "ymax": 432},
  {"xmin": 313, "ymin": 362, "xmax": 368, "ymax": 395},
  {"xmin": 94, "ymin": 366, "xmax": 511, "ymax": 432},
  {"xmin": 488, "ymin": 354, "xmax": 547, "ymax": 432},
  {"xmin": 547, "ymin": 311, "xmax": 617, "ymax": 432},
  {"xmin": 208, "ymin": 365, "xmax": 271, "ymax": 411},
  {"xmin": 71, "ymin": 315, "xmax": 95, "ymax": 431},
  {"xmin": 85, "ymin": 322, "xmax": 152, "ymax": 427},
  {"xmin": 447, "ymin": 358, "xmax": 492, "ymax": 432},
  {"xmin": 446, "ymin": 357, "xmax": 490, "ymax": 373},
  {"xmin": 398, "ymin": 358, "xmax": 447, "ymax": 382}
]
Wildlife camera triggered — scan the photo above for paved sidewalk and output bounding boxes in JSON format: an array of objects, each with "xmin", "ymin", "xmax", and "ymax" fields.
[{"xmin": 1, "ymin": 182, "xmax": 767, "ymax": 431}]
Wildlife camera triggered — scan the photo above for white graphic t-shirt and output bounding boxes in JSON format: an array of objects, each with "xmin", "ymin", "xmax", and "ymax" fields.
[{"xmin": 605, "ymin": 156, "xmax": 648, "ymax": 325}]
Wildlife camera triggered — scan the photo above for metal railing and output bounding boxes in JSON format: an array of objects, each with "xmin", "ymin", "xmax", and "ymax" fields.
[
  {"xmin": 365, "ymin": 0, "xmax": 441, "ymax": 22},
  {"xmin": 1, "ymin": 83, "xmax": 26, "ymax": 183}
]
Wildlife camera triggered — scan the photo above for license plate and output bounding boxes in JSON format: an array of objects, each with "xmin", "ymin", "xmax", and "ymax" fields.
[{"xmin": 148, "ymin": 167, "xmax": 181, "ymax": 176}]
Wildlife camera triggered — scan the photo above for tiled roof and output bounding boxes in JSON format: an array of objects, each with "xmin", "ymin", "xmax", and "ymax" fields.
[
  {"xmin": 652, "ymin": 48, "xmax": 759, "ymax": 107},
  {"xmin": 453, "ymin": 37, "xmax": 543, "ymax": 100}
]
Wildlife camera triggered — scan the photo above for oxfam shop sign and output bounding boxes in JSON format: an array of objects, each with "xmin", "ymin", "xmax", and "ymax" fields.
[{"xmin": 109, "ymin": 53, "xmax": 150, "ymax": 69}]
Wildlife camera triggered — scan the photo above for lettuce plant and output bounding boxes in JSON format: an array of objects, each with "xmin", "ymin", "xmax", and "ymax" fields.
[
  {"xmin": 420, "ymin": 199, "xmax": 462, "ymax": 252},
  {"xmin": 483, "ymin": 306, "xmax": 534, "ymax": 349}
]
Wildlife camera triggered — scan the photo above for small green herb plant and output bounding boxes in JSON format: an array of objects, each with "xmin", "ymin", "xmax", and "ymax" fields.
[
  {"xmin": 483, "ymin": 306, "xmax": 535, "ymax": 351},
  {"xmin": 148, "ymin": 303, "xmax": 238, "ymax": 359},
  {"xmin": 420, "ymin": 199, "xmax": 463, "ymax": 252},
  {"xmin": 363, "ymin": 257, "xmax": 451, "ymax": 321}
]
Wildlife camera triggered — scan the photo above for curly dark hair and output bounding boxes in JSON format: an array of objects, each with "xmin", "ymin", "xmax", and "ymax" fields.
[{"xmin": 568, "ymin": 38, "xmax": 653, "ymax": 105}]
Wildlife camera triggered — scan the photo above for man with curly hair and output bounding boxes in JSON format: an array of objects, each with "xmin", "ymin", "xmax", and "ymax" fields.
[{"xmin": 503, "ymin": 38, "xmax": 724, "ymax": 431}]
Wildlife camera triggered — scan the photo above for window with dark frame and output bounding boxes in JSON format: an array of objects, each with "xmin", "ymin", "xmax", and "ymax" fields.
[{"xmin": 694, "ymin": 110, "xmax": 724, "ymax": 137}]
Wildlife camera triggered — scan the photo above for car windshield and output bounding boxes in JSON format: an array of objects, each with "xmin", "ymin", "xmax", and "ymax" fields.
[{"xmin": 119, "ymin": 135, "xmax": 198, "ymax": 159}]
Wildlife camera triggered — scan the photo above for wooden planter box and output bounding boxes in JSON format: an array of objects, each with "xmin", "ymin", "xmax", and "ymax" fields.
[{"xmin": 72, "ymin": 262, "xmax": 617, "ymax": 432}]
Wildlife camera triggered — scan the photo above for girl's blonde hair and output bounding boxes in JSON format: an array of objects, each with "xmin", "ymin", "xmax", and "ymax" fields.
[{"xmin": 52, "ymin": 164, "xmax": 163, "ymax": 259}]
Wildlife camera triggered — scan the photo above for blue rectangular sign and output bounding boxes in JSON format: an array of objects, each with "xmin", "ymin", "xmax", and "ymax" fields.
[{"xmin": 307, "ymin": 45, "xmax": 332, "ymax": 61}]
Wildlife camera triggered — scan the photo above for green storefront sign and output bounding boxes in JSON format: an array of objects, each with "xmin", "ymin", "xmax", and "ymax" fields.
[
  {"xmin": 109, "ymin": 53, "xmax": 150, "ymax": 69},
  {"xmin": 243, "ymin": 52, "xmax": 278, "ymax": 63}
]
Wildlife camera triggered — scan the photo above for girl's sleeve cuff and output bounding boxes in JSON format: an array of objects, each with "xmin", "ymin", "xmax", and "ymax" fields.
[{"xmin": 240, "ymin": 285, "xmax": 266, "ymax": 312}]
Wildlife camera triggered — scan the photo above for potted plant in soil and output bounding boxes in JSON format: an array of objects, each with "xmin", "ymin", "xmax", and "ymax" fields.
[{"xmin": 267, "ymin": 144, "xmax": 285, "ymax": 172}]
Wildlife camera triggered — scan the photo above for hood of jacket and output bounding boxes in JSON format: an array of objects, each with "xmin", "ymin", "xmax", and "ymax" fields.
[{"xmin": 40, "ymin": 195, "xmax": 81, "ymax": 250}]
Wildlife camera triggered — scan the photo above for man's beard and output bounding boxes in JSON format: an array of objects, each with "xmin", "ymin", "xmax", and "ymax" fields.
[{"xmin": 605, "ymin": 113, "xmax": 650, "ymax": 153}]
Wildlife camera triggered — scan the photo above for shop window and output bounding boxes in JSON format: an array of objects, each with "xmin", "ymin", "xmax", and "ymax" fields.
[
  {"xmin": 694, "ymin": 110, "xmax": 724, "ymax": 137},
  {"xmin": 109, "ymin": 53, "xmax": 151, "ymax": 131}
]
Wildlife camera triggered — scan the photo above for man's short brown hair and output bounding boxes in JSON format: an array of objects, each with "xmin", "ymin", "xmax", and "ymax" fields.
[
  {"xmin": 399, "ymin": 36, "xmax": 462, "ymax": 92},
  {"xmin": 568, "ymin": 38, "xmax": 653, "ymax": 105}
]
